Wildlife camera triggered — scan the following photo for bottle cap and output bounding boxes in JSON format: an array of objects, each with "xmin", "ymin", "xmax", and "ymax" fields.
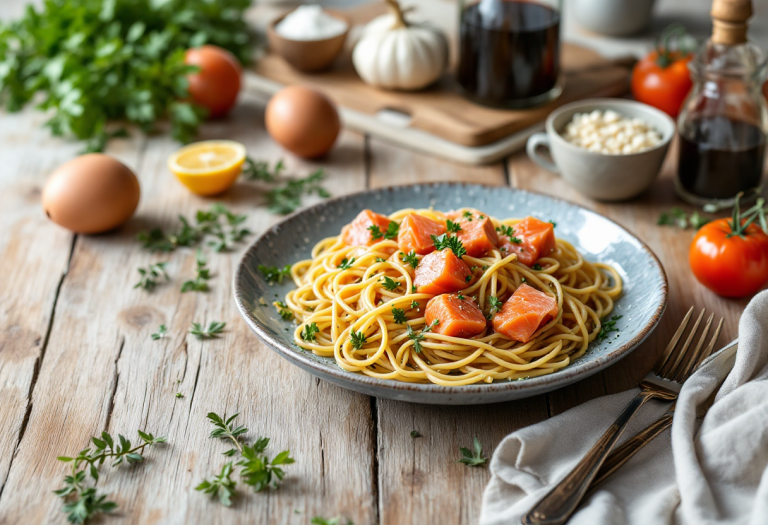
[{"xmin": 711, "ymin": 0, "xmax": 753, "ymax": 45}]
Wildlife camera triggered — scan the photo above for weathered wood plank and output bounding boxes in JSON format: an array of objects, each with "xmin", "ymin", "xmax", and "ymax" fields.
[
  {"xmin": 368, "ymin": 139, "xmax": 550, "ymax": 525},
  {"xmin": 0, "ymin": 95, "xmax": 377, "ymax": 524},
  {"xmin": 0, "ymin": 109, "xmax": 78, "ymax": 496}
]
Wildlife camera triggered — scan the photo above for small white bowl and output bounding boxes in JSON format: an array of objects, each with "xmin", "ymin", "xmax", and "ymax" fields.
[{"xmin": 526, "ymin": 99, "xmax": 675, "ymax": 201}]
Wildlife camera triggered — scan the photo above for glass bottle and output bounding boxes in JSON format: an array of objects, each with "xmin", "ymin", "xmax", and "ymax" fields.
[
  {"xmin": 675, "ymin": 0, "xmax": 767, "ymax": 207},
  {"xmin": 456, "ymin": 0, "xmax": 563, "ymax": 109}
]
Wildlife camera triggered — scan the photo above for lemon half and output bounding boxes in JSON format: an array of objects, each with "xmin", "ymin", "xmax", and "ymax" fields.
[{"xmin": 168, "ymin": 140, "xmax": 247, "ymax": 196}]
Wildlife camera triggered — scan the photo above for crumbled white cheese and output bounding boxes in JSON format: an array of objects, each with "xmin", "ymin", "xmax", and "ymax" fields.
[
  {"xmin": 562, "ymin": 110, "xmax": 662, "ymax": 155},
  {"xmin": 275, "ymin": 5, "xmax": 348, "ymax": 41}
]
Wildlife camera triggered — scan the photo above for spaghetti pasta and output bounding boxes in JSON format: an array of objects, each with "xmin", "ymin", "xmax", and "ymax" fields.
[{"xmin": 278, "ymin": 208, "xmax": 622, "ymax": 387}]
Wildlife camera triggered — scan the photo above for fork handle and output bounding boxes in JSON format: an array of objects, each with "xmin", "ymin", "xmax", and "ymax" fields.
[{"xmin": 522, "ymin": 391, "xmax": 654, "ymax": 525}]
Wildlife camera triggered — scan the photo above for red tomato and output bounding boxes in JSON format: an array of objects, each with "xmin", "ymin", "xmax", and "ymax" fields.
[
  {"xmin": 185, "ymin": 45, "xmax": 241, "ymax": 118},
  {"xmin": 632, "ymin": 50, "xmax": 693, "ymax": 118},
  {"xmin": 689, "ymin": 218, "xmax": 768, "ymax": 298}
]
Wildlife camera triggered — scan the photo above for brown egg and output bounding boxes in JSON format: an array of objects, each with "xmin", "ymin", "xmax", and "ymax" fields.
[
  {"xmin": 42, "ymin": 154, "xmax": 141, "ymax": 234},
  {"xmin": 265, "ymin": 85, "xmax": 340, "ymax": 158}
]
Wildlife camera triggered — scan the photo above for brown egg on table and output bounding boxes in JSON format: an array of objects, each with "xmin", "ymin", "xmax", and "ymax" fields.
[
  {"xmin": 265, "ymin": 85, "xmax": 340, "ymax": 159},
  {"xmin": 42, "ymin": 154, "xmax": 141, "ymax": 234}
]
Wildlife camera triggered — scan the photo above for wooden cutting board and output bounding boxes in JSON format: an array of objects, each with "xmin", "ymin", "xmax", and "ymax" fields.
[{"xmin": 250, "ymin": 2, "xmax": 632, "ymax": 157}]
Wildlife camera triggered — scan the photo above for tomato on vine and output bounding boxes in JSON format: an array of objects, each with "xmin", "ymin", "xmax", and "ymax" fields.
[
  {"xmin": 632, "ymin": 25, "xmax": 695, "ymax": 118},
  {"xmin": 689, "ymin": 195, "xmax": 768, "ymax": 298}
]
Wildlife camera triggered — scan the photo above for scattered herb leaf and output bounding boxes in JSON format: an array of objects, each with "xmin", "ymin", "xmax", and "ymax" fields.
[
  {"xmin": 431, "ymin": 234, "xmax": 467, "ymax": 258},
  {"xmin": 338, "ymin": 258, "xmax": 355, "ymax": 270},
  {"xmin": 457, "ymin": 437, "xmax": 487, "ymax": 467},
  {"xmin": 597, "ymin": 315, "xmax": 623, "ymax": 341},
  {"xmin": 391, "ymin": 307, "xmax": 407, "ymax": 324},
  {"xmin": 259, "ymin": 264, "xmax": 292, "ymax": 284},
  {"xmin": 350, "ymin": 330, "xmax": 367, "ymax": 350},
  {"xmin": 190, "ymin": 321, "xmax": 226, "ymax": 339},
  {"xmin": 446, "ymin": 220, "xmax": 462, "ymax": 234},
  {"xmin": 134, "ymin": 262, "xmax": 169, "ymax": 291},
  {"xmin": 381, "ymin": 276, "xmax": 400, "ymax": 291},
  {"xmin": 301, "ymin": 322, "xmax": 319, "ymax": 342},
  {"xmin": 151, "ymin": 324, "xmax": 168, "ymax": 341}
]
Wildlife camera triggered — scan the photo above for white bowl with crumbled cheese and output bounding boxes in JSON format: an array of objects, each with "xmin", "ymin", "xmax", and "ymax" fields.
[{"xmin": 526, "ymin": 99, "xmax": 676, "ymax": 201}]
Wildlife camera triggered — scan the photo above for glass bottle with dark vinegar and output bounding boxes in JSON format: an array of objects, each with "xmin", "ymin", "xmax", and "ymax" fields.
[{"xmin": 675, "ymin": 0, "xmax": 767, "ymax": 206}]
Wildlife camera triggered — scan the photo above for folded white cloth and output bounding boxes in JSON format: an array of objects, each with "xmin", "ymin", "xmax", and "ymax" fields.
[{"xmin": 480, "ymin": 290, "xmax": 768, "ymax": 525}]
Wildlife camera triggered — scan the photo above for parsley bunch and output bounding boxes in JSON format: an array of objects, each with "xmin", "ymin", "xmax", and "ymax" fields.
[
  {"xmin": 196, "ymin": 412, "xmax": 294, "ymax": 506},
  {"xmin": 0, "ymin": 0, "xmax": 256, "ymax": 152}
]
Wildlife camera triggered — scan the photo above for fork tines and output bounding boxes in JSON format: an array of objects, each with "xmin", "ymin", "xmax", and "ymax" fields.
[{"xmin": 653, "ymin": 306, "xmax": 724, "ymax": 382}]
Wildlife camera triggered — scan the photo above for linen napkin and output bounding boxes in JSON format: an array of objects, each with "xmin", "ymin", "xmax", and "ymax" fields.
[{"xmin": 480, "ymin": 290, "xmax": 768, "ymax": 525}]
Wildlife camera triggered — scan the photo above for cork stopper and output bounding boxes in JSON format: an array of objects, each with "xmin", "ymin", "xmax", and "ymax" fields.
[{"xmin": 711, "ymin": 0, "xmax": 753, "ymax": 45}]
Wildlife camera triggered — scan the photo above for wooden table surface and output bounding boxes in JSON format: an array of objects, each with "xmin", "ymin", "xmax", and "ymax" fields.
[{"xmin": 0, "ymin": 2, "xmax": 756, "ymax": 524}]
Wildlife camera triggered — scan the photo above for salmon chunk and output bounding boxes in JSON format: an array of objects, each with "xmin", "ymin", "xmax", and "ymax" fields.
[
  {"xmin": 425, "ymin": 294, "xmax": 487, "ymax": 338},
  {"xmin": 341, "ymin": 209, "xmax": 393, "ymax": 247},
  {"xmin": 414, "ymin": 249, "xmax": 472, "ymax": 295},
  {"xmin": 398, "ymin": 213, "xmax": 447, "ymax": 255},
  {"xmin": 446, "ymin": 209, "xmax": 498, "ymax": 258},
  {"xmin": 492, "ymin": 284, "xmax": 558, "ymax": 342},
  {"xmin": 498, "ymin": 217, "xmax": 557, "ymax": 266}
]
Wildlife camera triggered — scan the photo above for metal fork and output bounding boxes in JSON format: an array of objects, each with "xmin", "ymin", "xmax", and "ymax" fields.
[{"xmin": 522, "ymin": 307, "xmax": 723, "ymax": 525}]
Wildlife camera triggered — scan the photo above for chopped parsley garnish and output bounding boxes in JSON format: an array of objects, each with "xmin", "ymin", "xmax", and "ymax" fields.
[
  {"xmin": 259, "ymin": 264, "xmax": 292, "ymax": 284},
  {"xmin": 406, "ymin": 319, "xmax": 439, "ymax": 353},
  {"xmin": 598, "ymin": 315, "xmax": 623, "ymax": 341},
  {"xmin": 488, "ymin": 296, "xmax": 503, "ymax": 316},
  {"xmin": 338, "ymin": 258, "xmax": 355, "ymax": 270},
  {"xmin": 463, "ymin": 211, "xmax": 473, "ymax": 221},
  {"xmin": 350, "ymin": 330, "xmax": 367, "ymax": 349},
  {"xmin": 411, "ymin": 285, "xmax": 417, "ymax": 293},
  {"xmin": 457, "ymin": 293, "xmax": 465, "ymax": 300},
  {"xmin": 549, "ymin": 220, "xmax": 557, "ymax": 227},
  {"xmin": 410, "ymin": 430, "xmax": 422, "ymax": 438},
  {"xmin": 465, "ymin": 275, "xmax": 472, "ymax": 282},
  {"xmin": 496, "ymin": 225, "xmax": 515, "ymax": 237},
  {"xmin": 301, "ymin": 322, "xmax": 319, "ymax": 342},
  {"xmin": 446, "ymin": 220, "xmax": 462, "ymax": 234},
  {"xmin": 381, "ymin": 276, "xmax": 400, "ymax": 291},
  {"xmin": 431, "ymin": 233, "xmax": 467, "ymax": 258},
  {"xmin": 375, "ymin": 257, "xmax": 386, "ymax": 263},
  {"xmin": 400, "ymin": 250, "xmax": 419, "ymax": 268},
  {"xmin": 391, "ymin": 308, "xmax": 407, "ymax": 324},
  {"xmin": 275, "ymin": 302, "xmax": 293, "ymax": 321},
  {"xmin": 532, "ymin": 263, "xmax": 542, "ymax": 271},
  {"xmin": 370, "ymin": 221, "xmax": 399, "ymax": 241},
  {"xmin": 478, "ymin": 215, "xmax": 486, "ymax": 220},
  {"xmin": 410, "ymin": 300, "xmax": 420, "ymax": 311},
  {"xmin": 482, "ymin": 265, "xmax": 489, "ymax": 271}
]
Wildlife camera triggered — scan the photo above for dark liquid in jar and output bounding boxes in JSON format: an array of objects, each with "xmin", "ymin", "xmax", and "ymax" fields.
[
  {"xmin": 677, "ymin": 117, "xmax": 766, "ymax": 200},
  {"xmin": 457, "ymin": 0, "xmax": 560, "ymax": 107}
]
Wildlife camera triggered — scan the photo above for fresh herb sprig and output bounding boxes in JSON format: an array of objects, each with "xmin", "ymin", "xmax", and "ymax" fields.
[
  {"xmin": 55, "ymin": 430, "xmax": 166, "ymax": 523},
  {"xmin": 0, "ymin": 0, "xmax": 255, "ymax": 152},
  {"xmin": 431, "ymin": 234, "xmax": 467, "ymax": 259},
  {"xmin": 266, "ymin": 169, "xmax": 330, "ymax": 215},
  {"xmin": 381, "ymin": 276, "xmax": 400, "ymax": 291},
  {"xmin": 151, "ymin": 324, "xmax": 168, "ymax": 340},
  {"xmin": 400, "ymin": 250, "xmax": 419, "ymax": 269},
  {"xmin": 597, "ymin": 315, "xmax": 623, "ymax": 341},
  {"xmin": 190, "ymin": 321, "xmax": 226, "ymax": 339},
  {"xmin": 658, "ymin": 207, "xmax": 710, "ymax": 230},
  {"xmin": 391, "ymin": 307, "xmax": 407, "ymax": 324},
  {"xmin": 457, "ymin": 437, "xmax": 488, "ymax": 467},
  {"xmin": 181, "ymin": 249, "xmax": 211, "ymax": 292},
  {"xmin": 311, "ymin": 517, "xmax": 354, "ymax": 525},
  {"xmin": 487, "ymin": 296, "xmax": 503, "ymax": 319},
  {"xmin": 368, "ymin": 221, "xmax": 399, "ymax": 241},
  {"xmin": 137, "ymin": 205, "xmax": 249, "ymax": 253},
  {"xmin": 406, "ymin": 319, "xmax": 439, "ymax": 353},
  {"xmin": 274, "ymin": 301, "xmax": 293, "ymax": 321},
  {"xmin": 350, "ymin": 330, "xmax": 367, "ymax": 350},
  {"xmin": 241, "ymin": 158, "xmax": 284, "ymax": 183},
  {"xmin": 446, "ymin": 220, "xmax": 462, "ymax": 234},
  {"xmin": 338, "ymin": 258, "xmax": 355, "ymax": 270},
  {"xmin": 134, "ymin": 262, "xmax": 169, "ymax": 290},
  {"xmin": 259, "ymin": 264, "xmax": 292, "ymax": 284},
  {"xmin": 196, "ymin": 412, "xmax": 294, "ymax": 506},
  {"xmin": 301, "ymin": 322, "xmax": 319, "ymax": 342}
]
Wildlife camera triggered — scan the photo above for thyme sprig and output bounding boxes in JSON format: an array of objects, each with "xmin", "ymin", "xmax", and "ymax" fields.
[
  {"xmin": 55, "ymin": 430, "xmax": 166, "ymax": 524},
  {"xmin": 137, "ymin": 205, "xmax": 250, "ymax": 253},
  {"xmin": 134, "ymin": 262, "xmax": 169, "ymax": 290},
  {"xmin": 196, "ymin": 412, "xmax": 294, "ymax": 506},
  {"xmin": 181, "ymin": 249, "xmax": 211, "ymax": 292}
]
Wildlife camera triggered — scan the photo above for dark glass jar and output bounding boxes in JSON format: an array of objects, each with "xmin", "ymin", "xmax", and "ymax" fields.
[{"xmin": 457, "ymin": 0, "xmax": 563, "ymax": 109}]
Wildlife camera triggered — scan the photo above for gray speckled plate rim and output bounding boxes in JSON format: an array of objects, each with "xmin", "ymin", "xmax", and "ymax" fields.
[{"xmin": 233, "ymin": 182, "xmax": 668, "ymax": 403}]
